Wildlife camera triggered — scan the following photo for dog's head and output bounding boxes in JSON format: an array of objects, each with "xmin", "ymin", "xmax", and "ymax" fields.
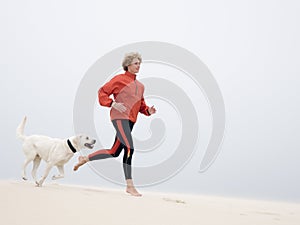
[{"xmin": 71, "ymin": 135, "xmax": 96, "ymax": 151}]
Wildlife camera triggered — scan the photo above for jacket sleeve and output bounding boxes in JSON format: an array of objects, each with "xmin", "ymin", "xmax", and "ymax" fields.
[
  {"xmin": 98, "ymin": 78, "xmax": 116, "ymax": 107},
  {"xmin": 139, "ymin": 96, "xmax": 150, "ymax": 116}
]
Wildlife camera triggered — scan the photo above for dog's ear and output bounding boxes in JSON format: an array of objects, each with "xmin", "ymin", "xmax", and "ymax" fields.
[{"xmin": 72, "ymin": 136, "xmax": 80, "ymax": 148}]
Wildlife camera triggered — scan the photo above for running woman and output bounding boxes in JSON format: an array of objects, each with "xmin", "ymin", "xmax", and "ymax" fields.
[{"xmin": 73, "ymin": 52, "xmax": 156, "ymax": 196}]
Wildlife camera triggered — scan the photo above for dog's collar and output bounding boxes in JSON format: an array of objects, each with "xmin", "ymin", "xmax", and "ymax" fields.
[{"xmin": 67, "ymin": 139, "xmax": 77, "ymax": 153}]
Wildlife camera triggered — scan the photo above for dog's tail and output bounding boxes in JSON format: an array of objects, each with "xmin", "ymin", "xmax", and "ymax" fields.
[{"xmin": 16, "ymin": 116, "xmax": 27, "ymax": 141}]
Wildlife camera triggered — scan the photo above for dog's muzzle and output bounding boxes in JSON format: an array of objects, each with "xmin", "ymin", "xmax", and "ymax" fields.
[{"xmin": 84, "ymin": 139, "xmax": 96, "ymax": 149}]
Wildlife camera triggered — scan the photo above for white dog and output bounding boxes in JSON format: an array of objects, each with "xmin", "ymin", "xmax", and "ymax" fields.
[{"xmin": 16, "ymin": 116, "xmax": 96, "ymax": 187}]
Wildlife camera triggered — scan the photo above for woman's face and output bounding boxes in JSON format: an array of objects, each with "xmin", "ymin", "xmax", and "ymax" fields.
[{"xmin": 127, "ymin": 58, "xmax": 141, "ymax": 74}]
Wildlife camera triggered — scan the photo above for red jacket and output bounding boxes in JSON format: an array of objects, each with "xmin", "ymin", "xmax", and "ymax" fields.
[{"xmin": 98, "ymin": 71, "xmax": 150, "ymax": 123}]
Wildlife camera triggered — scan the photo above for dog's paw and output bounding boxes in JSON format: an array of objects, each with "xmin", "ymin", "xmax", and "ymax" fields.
[
  {"xmin": 22, "ymin": 177, "xmax": 28, "ymax": 181},
  {"xmin": 35, "ymin": 181, "xmax": 42, "ymax": 187},
  {"xmin": 52, "ymin": 175, "xmax": 64, "ymax": 180}
]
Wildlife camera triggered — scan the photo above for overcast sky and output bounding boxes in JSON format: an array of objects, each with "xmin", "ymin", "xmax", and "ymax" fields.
[{"xmin": 1, "ymin": 0, "xmax": 300, "ymax": 202}]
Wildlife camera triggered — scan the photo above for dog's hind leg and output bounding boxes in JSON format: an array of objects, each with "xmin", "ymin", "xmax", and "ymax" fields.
[
  {"xmin": 22, "ymin": 158, "xmax": 32, "ymax": 180},
  {"xmin": 31, "ymin": 155, "xmax": 41, "ymax": 183},
  {"xmin": 52, "ymin": 165, "xmax": 65, "ymax": 180}
]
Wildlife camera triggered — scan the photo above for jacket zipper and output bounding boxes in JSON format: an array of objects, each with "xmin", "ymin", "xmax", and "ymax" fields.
[{"xmin": 134, "ymin": 80, "xmax": 138, "ymax": 95}]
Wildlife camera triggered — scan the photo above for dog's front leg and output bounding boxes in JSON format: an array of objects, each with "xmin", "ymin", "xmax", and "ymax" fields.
[
  {"xmin": 52, "ymin": 165, "xmax": 65, "ymax": 180},
  {"xmin": 36, "ymin": 162, "xmax": 53, "ymax": 187}
]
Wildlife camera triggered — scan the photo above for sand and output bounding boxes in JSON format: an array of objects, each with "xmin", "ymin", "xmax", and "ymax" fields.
[{"xmin": 1, "ymin": 180, "xmax": 299, "ymax": 225}]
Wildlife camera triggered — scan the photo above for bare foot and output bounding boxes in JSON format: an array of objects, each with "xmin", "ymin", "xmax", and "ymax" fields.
[
  {"xmin": 126, "ymin": 186, "xmax": 142, "ymax": 197},
  {"xmin": 73, "ymin": 156, "xmax": 88, "ymax": 171}
]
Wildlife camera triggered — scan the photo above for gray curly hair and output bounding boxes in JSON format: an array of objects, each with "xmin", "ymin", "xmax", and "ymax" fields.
[{"xmin": 122, "ymin": 52, "xmax": 142, "ymax": 71}]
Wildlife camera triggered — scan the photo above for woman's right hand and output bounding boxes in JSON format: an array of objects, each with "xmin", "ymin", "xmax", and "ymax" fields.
[{"xmin": 111, "ymin": 102, "xmax": 127, "ymax": 113}]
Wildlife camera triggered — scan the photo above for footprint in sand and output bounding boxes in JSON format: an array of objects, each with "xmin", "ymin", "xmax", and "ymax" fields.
[{"xmin": 163, "ymin": 198, "xmax": 186, "ymax": 204}]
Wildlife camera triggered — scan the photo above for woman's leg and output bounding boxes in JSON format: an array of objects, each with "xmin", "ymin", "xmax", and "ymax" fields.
[
  {"xmin": 73, "ymin": 135, "xmax": 124, "ymax": 171},
  {"xmin": 112, "ymin": 120, "xmax": 141, "ymax": 196},
  {"xmin": 112, "ymin": 120, "xmax": 134, "ymax": 179}
]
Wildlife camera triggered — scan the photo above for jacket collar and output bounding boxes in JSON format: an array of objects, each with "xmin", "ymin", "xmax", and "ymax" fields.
[{"xmin": 125, "ymin": 71, "xmax": 137, "ymax": 80}]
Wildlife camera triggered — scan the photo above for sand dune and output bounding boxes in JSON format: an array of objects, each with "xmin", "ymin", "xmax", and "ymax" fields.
[{"xmin": 1, "ymin": 180, "xmax": 299, "ymax": 225}]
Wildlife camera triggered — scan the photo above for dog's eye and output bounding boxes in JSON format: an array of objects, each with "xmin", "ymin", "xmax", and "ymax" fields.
[{"xmin": 86, "ymin": 137, "xmax": 89, "ymax": 140}]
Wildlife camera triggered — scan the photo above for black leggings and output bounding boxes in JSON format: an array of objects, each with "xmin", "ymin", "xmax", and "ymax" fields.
[{"xmin": 88, "ymin": 119, "xmax": 135, "ymax": 179}]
